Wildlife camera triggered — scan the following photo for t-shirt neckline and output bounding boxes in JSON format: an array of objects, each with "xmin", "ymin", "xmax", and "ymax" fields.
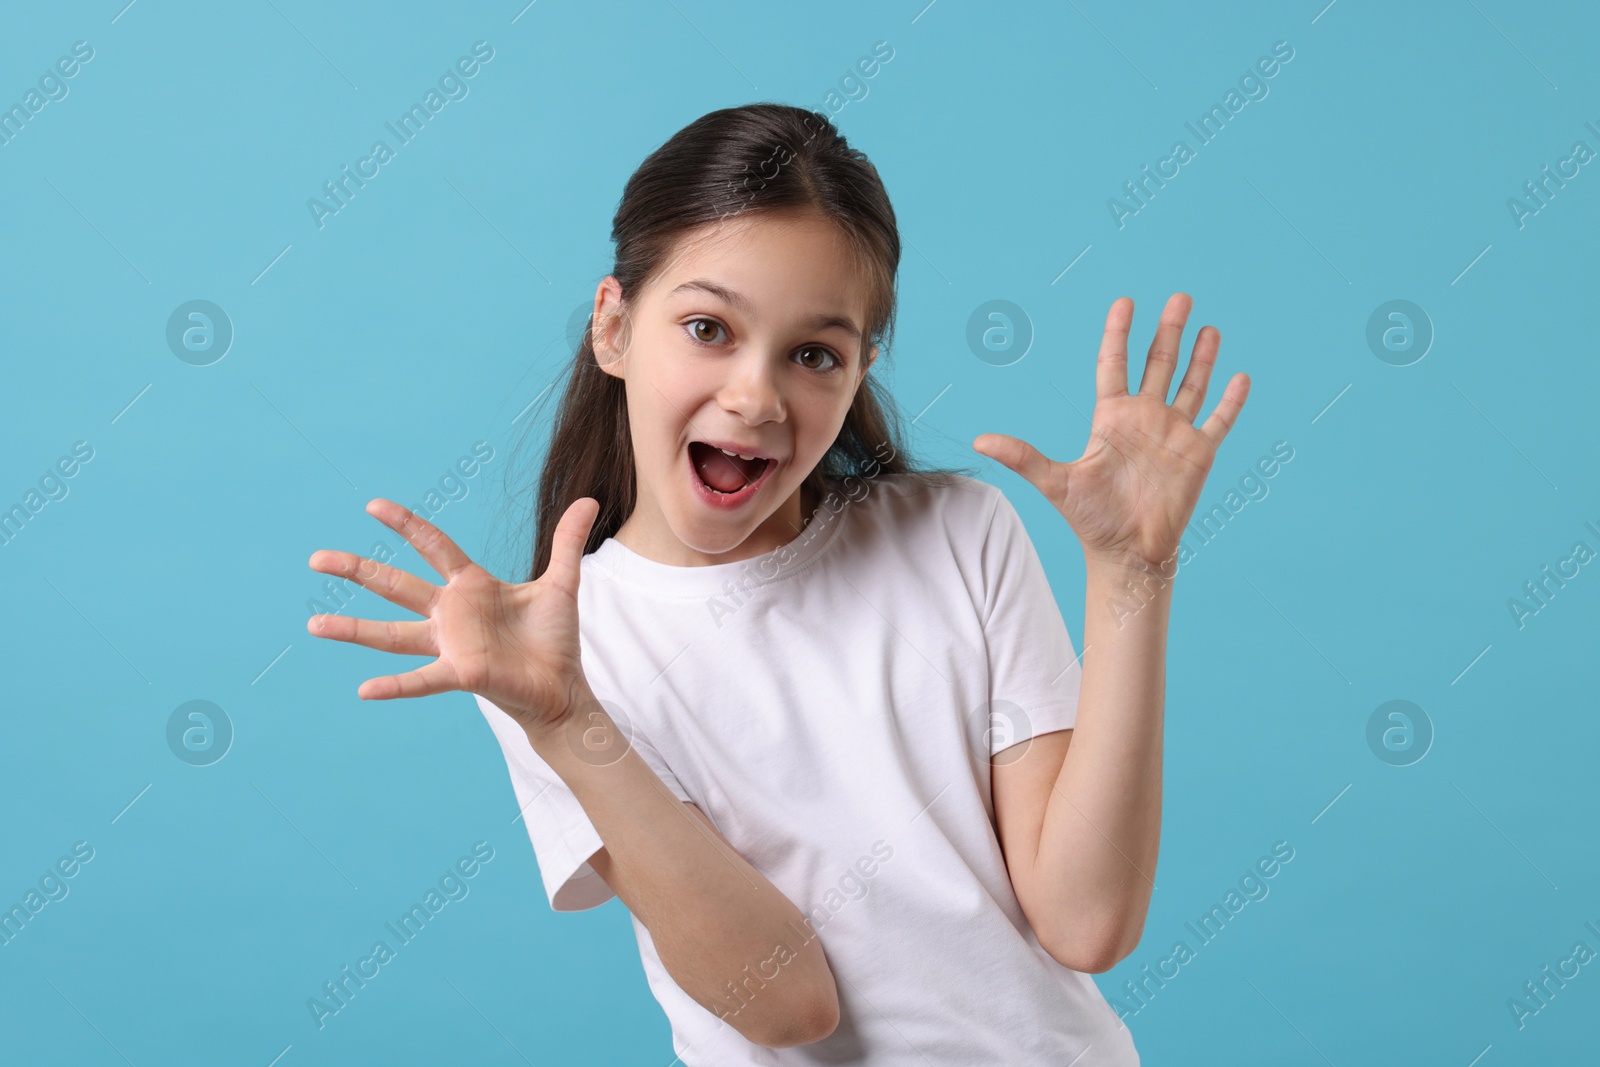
[{"xmin": 584, "ymin": 479, "xmax": 853, "ymax": 597}]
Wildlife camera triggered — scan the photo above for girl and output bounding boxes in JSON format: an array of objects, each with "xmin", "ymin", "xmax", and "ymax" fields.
[{"xmin": 307, "ymin": 103, "xmax": 1247, "ymax": 1065}]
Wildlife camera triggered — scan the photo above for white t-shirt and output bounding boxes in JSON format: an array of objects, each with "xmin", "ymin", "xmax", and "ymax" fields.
[{"xmin": 476, "ymin": 472, "xmax": 1139, "ymax": 1065}]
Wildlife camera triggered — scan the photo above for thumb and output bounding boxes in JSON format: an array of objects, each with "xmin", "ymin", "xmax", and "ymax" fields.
[
  {"xmin": 973, "ymin": 433, "xmax": 1055, "ymax": 493},
  {"xmin": 541, "ymin": 496, "xmax": 601, "ymax": 599}
]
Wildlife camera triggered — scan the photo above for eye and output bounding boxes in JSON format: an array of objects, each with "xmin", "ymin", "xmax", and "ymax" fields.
[
  {"xmin": 682, "ymin": 317, "xmax": 843, "ymax": 374},
  {"xmin": 794, "ymin": 345, "xmax": 843, "ymax": 373},
  {"xmin": 684, "ymin": 317, "xmax": 727, "ymax": 345}
]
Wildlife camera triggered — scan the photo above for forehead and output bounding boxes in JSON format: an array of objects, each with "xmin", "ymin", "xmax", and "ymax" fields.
[{"xmin": 647, "ymin": 213, "xmax": 871, "ymax": 327}]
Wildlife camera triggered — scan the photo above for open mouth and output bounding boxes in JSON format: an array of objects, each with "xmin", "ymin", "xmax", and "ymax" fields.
[{"xmin": 687, "ymin": 440, "xmax": 776, "ymax": 506}]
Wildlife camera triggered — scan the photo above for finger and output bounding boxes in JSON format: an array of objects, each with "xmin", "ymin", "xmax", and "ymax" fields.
[
  {"xmin": 365, "ymin": 499, "xmax": 475, "ymax": 582},
  {"xmin": 972, "ymin": 434, "xmax": 1063, "ymax": 502},
  {"xmin": 307, "ymin": 612, "xmax": 436, "ymax": 657},
  {"xmin": 1137, "ymin": 293, "xmax": 1193, "ymax": 401},
  {"xmin": 1171, "ymin": 324, "xmax": 1221, "ymax": 423},
  {"xmin": 358, "ymin": 658, "xmax": 461, "ymax": 701},
  {"xmin": 1198, "ymin": 373, "xmax": 1251, "ymax": 446},
  {"xmin": 540, "ymin": 496, "xmax": 601, "ymax": 599},
  {"xmin": 1095, "ymin": 297, "xmax": 1133, "ymax": 400},
  {"xmin": 308, "ymin": 549, "xmax": 437, "ymax": 616}
]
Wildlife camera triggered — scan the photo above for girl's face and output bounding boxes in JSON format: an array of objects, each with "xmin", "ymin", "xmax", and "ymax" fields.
[{"xmin": 594, "ymin": 211, "xmax": 878, "ymax": 567}]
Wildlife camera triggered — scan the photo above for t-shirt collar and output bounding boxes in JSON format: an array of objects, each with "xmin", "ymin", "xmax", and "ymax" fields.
[{"xmin": 584, "ymin": 483, "xmax": 851, "ymax": 597}]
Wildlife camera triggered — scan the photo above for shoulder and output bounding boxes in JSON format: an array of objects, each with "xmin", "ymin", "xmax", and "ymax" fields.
[
  {"xmin": 866, "ymin": 470, "xmax": 1004, "ymax": 523},
  {"xmin": 834, "ymin": 472, "xmax": 1029, "ymax": 617},
  {"xmin": 843, "ymin": 470, "xmax": 998, "ymax": 510},
  {"xmin": 831, "ymin": 471, "xmax": 1005, "ymax": 553}
]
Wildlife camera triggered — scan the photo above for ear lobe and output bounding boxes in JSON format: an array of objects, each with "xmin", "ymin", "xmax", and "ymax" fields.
[
  {"xmin": 594, "ymin": 330, "xmax": 625, "ymax": 378},
  {"xmin": 591, "ymin": 277, "xmax": 629, "ymax": 378},
  {"xmin": 592, "ymin": 323, "xmax": 621, "ymax": 377},
  {"xmin": 592, "ymin": 308, "xmax": 629, "ymax": 378}
]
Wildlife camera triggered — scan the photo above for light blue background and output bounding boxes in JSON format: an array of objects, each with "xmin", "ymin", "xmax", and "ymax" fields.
[{"xmin": 3, "ymin": 1, "xmax": 1597, "ymax": 1063}]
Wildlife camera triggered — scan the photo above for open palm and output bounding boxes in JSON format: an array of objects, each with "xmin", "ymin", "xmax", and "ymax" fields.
[
  {"xmin": 306, "ymin": 496, "xmax": 600, "ymax": 736},
  {"xmin": 974, "ymin": 294, "xmax": 1250, "ymax": 571}
]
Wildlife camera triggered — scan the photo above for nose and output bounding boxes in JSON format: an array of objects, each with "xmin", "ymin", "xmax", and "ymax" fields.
[{"xmin": 717, "ymin": 347, "xmax": 786, "ymax": 425}]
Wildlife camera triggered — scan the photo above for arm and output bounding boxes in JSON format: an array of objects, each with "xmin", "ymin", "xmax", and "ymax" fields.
[
  {"xmin": 525, "ymin": 678, "xmax": 839, "ymax": 1049},
  {"xmin": 301, "ymin": 499, "xmax": 833, "ymax": 1043},
  {"xmin": 975, "ymin": 292, "xmax": 1249, "ymax": 973},
  {"xmin": 993, "ymin": 560, "xmax": 1169, "ymax": 973}
]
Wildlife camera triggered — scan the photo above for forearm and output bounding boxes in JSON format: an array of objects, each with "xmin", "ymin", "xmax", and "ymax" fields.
[
  {"xmin": 523, "ymin": 682, "xmax": 837, "ymax": 1047},
  {"xmin": 1032, "ymin": 559, "xmax": 1169, "ymax": 967}
]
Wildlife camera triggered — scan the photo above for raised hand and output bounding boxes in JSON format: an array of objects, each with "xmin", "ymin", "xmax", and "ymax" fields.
[
  {"xmin": 306, "ymin": 496, "xmax": 601, "ymax": 736},
  {"xmin": 973, "ymin": 293, "xmax": 1249, "ymax": 572}
]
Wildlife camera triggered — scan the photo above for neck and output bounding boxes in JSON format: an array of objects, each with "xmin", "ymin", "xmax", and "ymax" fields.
[{"xmin": 612, "ymin": 476, "xmax": 823, "ymax": 567}]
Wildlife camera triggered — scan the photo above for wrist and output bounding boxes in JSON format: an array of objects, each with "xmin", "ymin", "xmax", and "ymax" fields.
[
  {"xmin": 521, "ymin": 678, "xmax": 625, "ymax": 763},
  {"xmin": 1084, "ymin": 549, "xmax": 1180, "ymax": 584},
  {"xmin": 1087, "ymin": 554, "xmax": 1176, "ymax": 631}
]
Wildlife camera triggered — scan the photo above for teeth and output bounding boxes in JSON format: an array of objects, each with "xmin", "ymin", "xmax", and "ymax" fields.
[{"xmin": 719, "ymin": 447, "xmax": 758, "ymax": 461}]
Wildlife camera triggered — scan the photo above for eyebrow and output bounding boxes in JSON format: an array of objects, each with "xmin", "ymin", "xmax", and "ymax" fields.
[{"xmin": 668, "ymin": 278, "xmax": 863, "ymax": 342}]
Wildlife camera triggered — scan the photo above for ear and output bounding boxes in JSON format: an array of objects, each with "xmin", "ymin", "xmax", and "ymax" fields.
[
  {"xmin": 592, "ymin": 276, "xmax": 628, "ymax": 379},
  {"xmin": 858, "ymin": 344, "xmax": 878, "ymax": 383}
]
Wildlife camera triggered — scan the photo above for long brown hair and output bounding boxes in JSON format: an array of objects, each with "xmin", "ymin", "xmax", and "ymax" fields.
[{"xmin": 523, "ymin": 102, "xmax": 976, "ymax": 581}]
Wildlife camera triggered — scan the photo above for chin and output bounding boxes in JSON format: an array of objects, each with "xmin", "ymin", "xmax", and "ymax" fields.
[
  {"xmin": 672, "ymin": 509, "xmax": 765, "ymax": 553},
  {"xmin": 669, "ymin": 489, "xmax": 800, "ymax": 560}
]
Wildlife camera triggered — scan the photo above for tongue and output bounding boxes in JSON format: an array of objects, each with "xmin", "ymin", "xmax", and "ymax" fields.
[{"xmin": 691, "ymin": 442, "xmax": 761, "ymax": 493}]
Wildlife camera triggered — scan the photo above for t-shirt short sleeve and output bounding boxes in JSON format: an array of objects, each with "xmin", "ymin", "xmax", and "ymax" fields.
[
  {"xmin": 474, "ymin": 692, "xmax": 694, "ymax": 912},
  {"xmin": 978, "ymin": 487, "xmax": 1084, "ymax": 755}
]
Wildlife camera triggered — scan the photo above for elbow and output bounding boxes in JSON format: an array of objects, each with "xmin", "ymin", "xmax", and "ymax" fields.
[
  {"xmin": 1041, "ymin": 918, "xmax": 1142, "ymax": 974},
  {"xmin": 763, "ymin": 991, "xmax": 840, "ymax": 1048},
  {"xmin": 1043, "ymin": 938, "xmax": 1124, "ymax": 975},
  {"xmin": 745, "ymin": 983, "xmax": 840, "ymax": 1049}
]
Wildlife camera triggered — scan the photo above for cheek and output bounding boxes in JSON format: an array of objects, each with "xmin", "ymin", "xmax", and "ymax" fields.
[
  {"xmin": 788, "ymin": 409, "xmax": 843, "ymax": 469},
  {"xmin": 644, "ymin": 402, "xmax": 687, "ymax": 459},
  {"xmin": 808, "ymin": 390, "xmax": 854, "ymax": 442},
  {"xmin": 626, "ymin": 369, "xmax": 688, "ymax": 441}
]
